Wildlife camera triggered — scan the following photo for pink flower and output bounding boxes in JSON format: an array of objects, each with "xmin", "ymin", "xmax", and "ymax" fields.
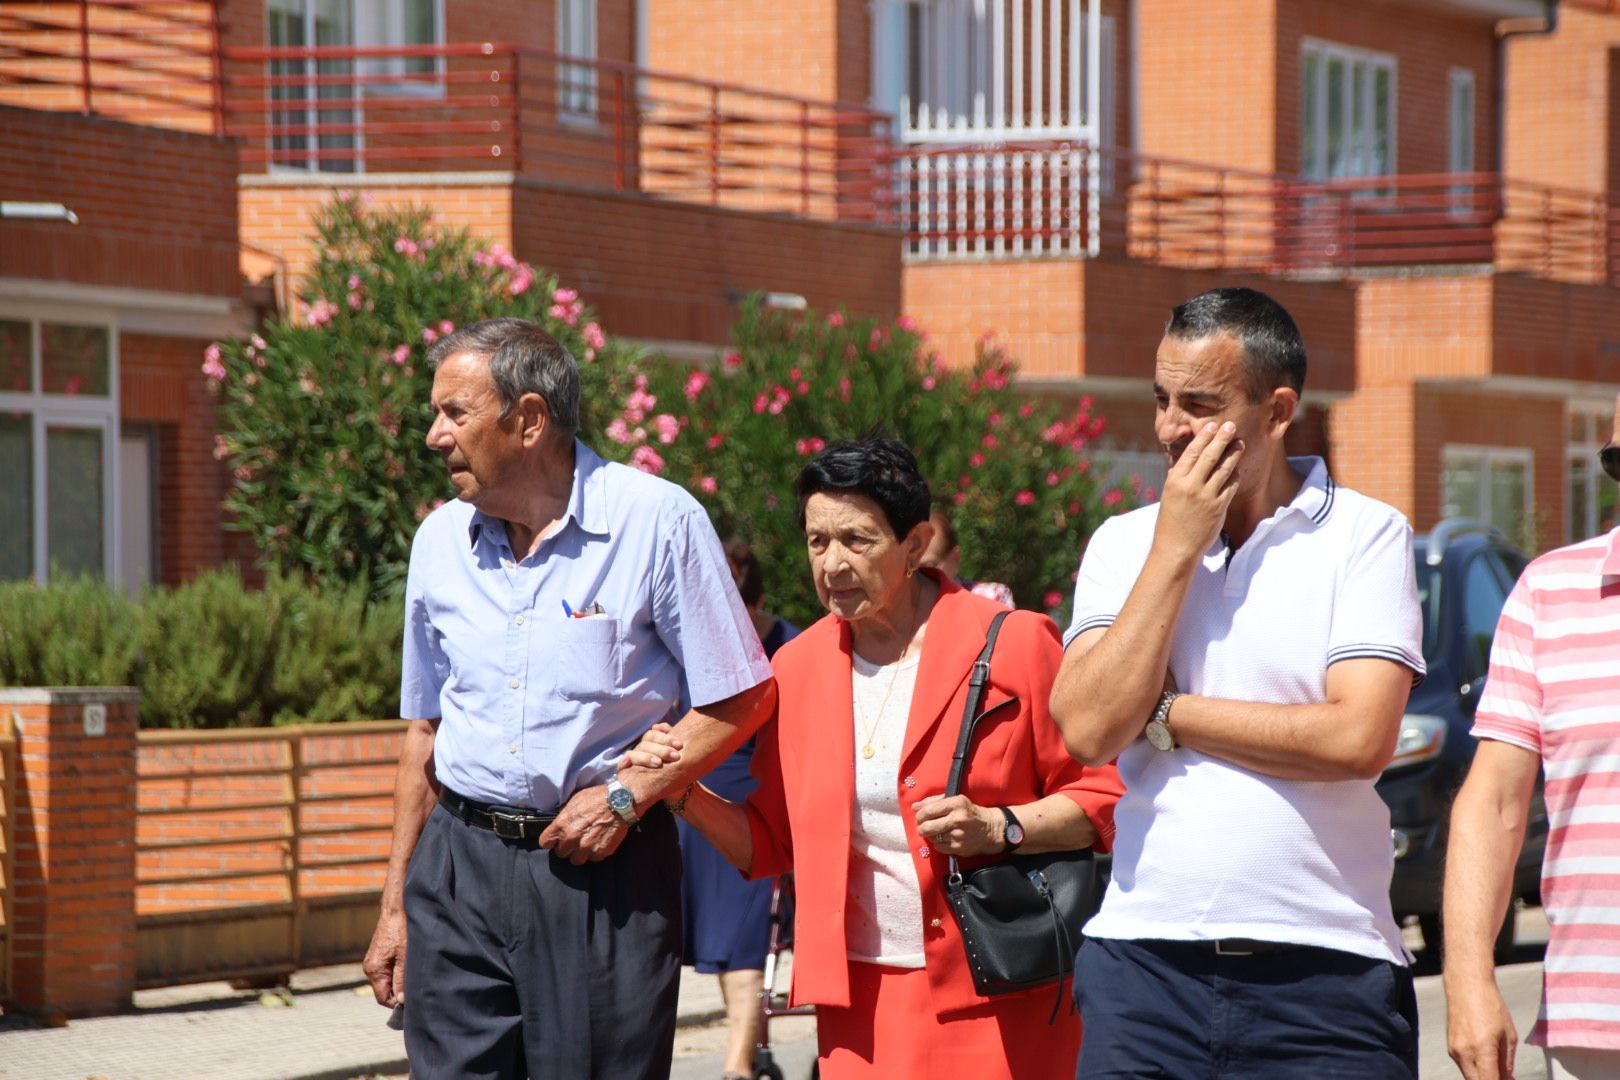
[
  {"xmin": 838, "ymin": 377, "xmax": 851, "ymax": 402},
  {"xmin": 652, "ymin": 414, "xmax": 679, "ymax": 445},
  {"xmin": 896, "ymin": 315, "xmax": 919, "ymax": 332},
  {"xmin": 969, "ymin": 452, "xmax": 985, "ymax": 468},
  {"xmin": 553, "ymin": 287, "xmax": 578, "ymax": 305},
  {"xmin": 752, "ymin": 394, "xmax": 768, "ymax": 415},
  {"xmin": 723, "ymin": 351, "xmax": 743, "ymax": 369},
  {"xmin": 1014, "ymin": 490, "xmax": 1035, "ymax": 506},
  {"xmin": 988, "ymin": 412, "xmax": 1003, "ymax": 428},
  {"xmin": 346, "ymin": 274, "xmax": 361, "ymax": 290},
  {"xmin": 233, "ymin": 465, "xmax": 254, "ymax": 482},
  {"xmin": 630, "ymin": 446, "xmax": 665, "ymax": 475},
  {"xmin": 794, "ymin": 437, "xmax": 826, "ymax": 456},
  {"xmin": 251, "ymin": 334, "xmax": 267, "ymax": 351},
  {"xmin": 698, "ymin": 476, "xmax": 718, "ymax": 495},
  {"xmin": 212, "ymin": 435, "xmax": 230, "ymax": 461},
  {"xmin": 1043, "ymin": 591, "xmax": 1064, "ymax": 609},
  {"xmin": 953, "ymin": 491, "xmax": 968, "ymax": 506},
  {"xmin": 921, "ymin": 376, "xmax": 936, "ymax": 391},
  {"xmin": 797, "ymin": 381, "xmax": 811, "ymax": 396},
  {"xmin": 305, "ymin": 298, "xmax": 339, "ymax": 327},
  {"xmin": 203, "ymin": 342, "xmax": 222, "ymax": 363},
  {"xmin": 706, "ymin": 434, "xmax": 725, "ymax": 450},
  {"xmin": 299, "ymin": 374, "xmax": 317, "ymax": 393},
  {"xmin": 508, "ymin": 265, "xmax": 534, "ymax": 296},
  {"xmin": 1103, "ymin": 490, "xmax": 1124, "ymax": 507},
  {"xmin": 1040, "ymin": 422, "xmax": 1065, "ymax": 443},
  {"xmin": 1018, "ymin": 403, "xmax": 1035, "ymax": 420},
  {"xmin": 391, "ymin": 345, "xmax": 411, "ymax": 365},
  {"xmin": 606, "ymin": 419, "xmax": 633, "ymax": 444},
  {"xmin": 347, "ymin": 291, "xmax": 362, "ymax": 310},
  {"xmin": 826, "ymin": 312, "xmax": 845, "ymax": 328},
  {"xmin": 684, "ymin": 371, "xmax": 711, "ymax": 401},
  {"xmin": 583, "ymin": 322, "xmax": 606, "ymax": 350},
  {"xmin": 981, "ymin": 434, "xmax": 999, "ymax": 450},
  {"xmin": 1046, "ymin": 471, "xmax": 1061, "ymax": 486},
  {"xmin": 1080, "ymin": 395, "xmax": 1095, "ymax": 410},
  {"xmin": 438, "ymin": 320, "xmax": 456, "ymax": 335},
  {"xmin": 789, "ymin": 367, "xmax": 803, "ymax": 381},
  {"xmin": 422, "ymin": 327, "xmax": 439, "ymax": 344}
]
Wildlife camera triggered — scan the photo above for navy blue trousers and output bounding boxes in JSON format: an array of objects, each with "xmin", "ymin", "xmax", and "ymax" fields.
[
  {"xmin": 402, "ymin": 802, "xmax": 683, "ymax": 1080},
  {"xmin": 1074, "ymin": 937, "xmax": 1419, "ymax": 1080}
]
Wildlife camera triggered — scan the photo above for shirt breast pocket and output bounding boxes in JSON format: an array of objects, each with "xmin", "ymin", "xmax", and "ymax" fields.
[{"xmin": 551, "ymin": 618, "xmax": 624, "ymax": 701}]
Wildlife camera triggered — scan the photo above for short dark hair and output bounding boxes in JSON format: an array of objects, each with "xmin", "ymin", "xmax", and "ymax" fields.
[
  {"xmin": 1165, "ymin": 287, "xmax": 1307, "ymax": 402},
  {"xmin": 428, "ymin": 317, "xmax": 580, "ymax": 431},
  {"xmin": 794, "ymin": 434, "xmax": 932, "ymax": 541},
  {"xmin": 723, "ymin": 537, "xmax": 765, "ymax": 607}
]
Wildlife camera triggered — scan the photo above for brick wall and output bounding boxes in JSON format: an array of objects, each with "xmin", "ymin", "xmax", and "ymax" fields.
[
  {"xmin": 4, "ymin": 689, "xmax": 140, "ymax": 1017},
  {"xmin": 902, "ymin": 257, "xmax": 1356, "ymax": 392},
  {"xmin": 1503, "ymin": 6, "xmax": 1620, "ymax": 194},
  {"xmin": 647, "ymin": 0, "xmax": 859, "ymax": 107},
  {"xmin": 1355, "ymin": 276, "xmax": 1496, "ymax": 388},
  {"xmin": 0, "ymin": 108, "xmax": 239, "ymax": 298},
  {"xmin": 120, "ymin": 331, "xmax": 253, "ymax": 584}
]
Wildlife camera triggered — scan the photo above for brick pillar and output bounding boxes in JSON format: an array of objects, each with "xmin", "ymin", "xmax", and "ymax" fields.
[{"xmin": 1, "ymin": 688, "xmax": 139, "ymax": 1017}]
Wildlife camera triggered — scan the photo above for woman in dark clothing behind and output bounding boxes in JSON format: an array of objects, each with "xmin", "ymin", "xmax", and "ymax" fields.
[{"xmin": 682, "ymin": 538, "xmax": 800, "ymax": 1080}]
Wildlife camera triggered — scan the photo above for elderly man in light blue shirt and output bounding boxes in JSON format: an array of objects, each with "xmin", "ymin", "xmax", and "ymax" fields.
[{"xmin": 362, "ymin": 317, "xmax": 777, "ymax": 1080}]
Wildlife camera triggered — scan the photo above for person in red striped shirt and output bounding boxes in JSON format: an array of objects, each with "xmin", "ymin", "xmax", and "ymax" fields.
[{"xmin": 1445, "ymin": 393, "xmax": 1620, "ymax": 1080}]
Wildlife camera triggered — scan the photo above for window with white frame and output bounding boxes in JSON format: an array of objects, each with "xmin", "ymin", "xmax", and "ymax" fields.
[
  {"xmin": 0, "ymin": 314, "xmax": 118, "ymax": 583},
  {"xmin": 1442, "ymin": 445, "xmax": 1532, "ymax": 547},
  {"xmin": 1301, "ymin": 40, "xmax": 1395, "ymax": 181},
  {"xmin": 557, "ymin": 0, "xmax": 598, "ymax": 118},
  {"xmin": 1567, "ymin": 403, "xmax": 1619, "ymax": 542}
]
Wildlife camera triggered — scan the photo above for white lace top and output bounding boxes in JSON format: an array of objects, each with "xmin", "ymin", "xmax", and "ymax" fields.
[{"xmin": 845, "ymin": 649, "xmax": 925, "ymax": 968}]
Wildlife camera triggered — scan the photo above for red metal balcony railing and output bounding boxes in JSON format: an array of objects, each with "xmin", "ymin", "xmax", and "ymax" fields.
[
  {"xmin": 0, "ymin": 0, "xmax": 220, "ymax": 132},
  {"xmin": 214, "ymin": 42, "xmax": 891, "ymax": 224},
  {"xmin": 892, "ymin": 141, "xmax": 1620, "ymax": 288}
]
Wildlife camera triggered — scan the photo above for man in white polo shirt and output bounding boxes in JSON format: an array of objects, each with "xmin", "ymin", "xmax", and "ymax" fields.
[{"xmin": 1051, "ymin": 287, "xmax": 1426, "ymax": 1078}]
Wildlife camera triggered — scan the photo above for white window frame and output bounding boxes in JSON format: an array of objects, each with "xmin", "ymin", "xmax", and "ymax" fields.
[
  {"xmin": 1301, "ymin": 38, "xmax": 1397, "ymax": 183},
  {"xmin": 356, "ymin": 0, "xmax": 446, "ymax": 100},
  {"xmin": 0, "ymin": 303, "xmax": 120, "ymax": 585},
  {"xmin": 1442, "ymin": 444, "xmax": 1533, "ymax": 542},
  {"xmin": 1448, "ymin": 67, "xmax": 1476, "ymax": 216},
  {"xmin": 557, "ymin": 0, "xmax": 599, "ymax": 121},
  {"xmin": 1566, "ymin": 401, "xmax": 1617, "ymax": 542}
]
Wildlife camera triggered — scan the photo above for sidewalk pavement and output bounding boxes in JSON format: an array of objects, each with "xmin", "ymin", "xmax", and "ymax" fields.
[{"xmin": 0, "ymin": 963, "xmax": 729, "ymax": 1080}]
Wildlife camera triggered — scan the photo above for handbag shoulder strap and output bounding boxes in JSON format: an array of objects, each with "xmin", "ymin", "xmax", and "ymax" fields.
[{"xmin": 944, "ymin": 609, "xmax": 1012, "ymax": 799}]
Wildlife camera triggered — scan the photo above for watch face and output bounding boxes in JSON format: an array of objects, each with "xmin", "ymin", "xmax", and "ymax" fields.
[
  {"xmin": 609, "ymin": 786, "xmax": 634, "ymax": 811},
  {"xmin": 1145, "ymin": 720, "xmax": 1175, "ymax": 752},
  {"xmin": 1006, "ymin": 821, "xmax": 1025, "ymax": 845}
]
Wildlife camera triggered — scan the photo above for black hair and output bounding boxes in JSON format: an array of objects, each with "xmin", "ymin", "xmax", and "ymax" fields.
[
  {"xmin": 1165, "ymin": 287, "xmax": 1307, "ymax": 402},
  {"xmin": 793, "ymin": 434, "xmax": 932, "ymax": 541},
  {"xmin": 723, "ymin": 537, "xmax": 765, "ymax": 607}
]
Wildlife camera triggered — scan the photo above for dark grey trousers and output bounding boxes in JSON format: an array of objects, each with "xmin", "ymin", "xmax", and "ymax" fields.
[{"xmin": 402, "ymin": 801, "xmax": 683, "ymax": 1080}]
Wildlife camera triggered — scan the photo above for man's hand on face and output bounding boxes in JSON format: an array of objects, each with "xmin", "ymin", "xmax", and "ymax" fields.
[
  {"xmin": 539, "ymin": 784, "xmax": 630, "ymax": 865},
  {"xmin": 1154, "ymin": 420, "xmax": 1244, "ymax": 562}
]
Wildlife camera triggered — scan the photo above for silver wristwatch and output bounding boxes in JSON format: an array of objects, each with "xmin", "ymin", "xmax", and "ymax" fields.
[
  {"xmin": 606, "ymin": 776, "xmax": 639, "ymax": 824},
  {"xmin": 1144, "ymin": 690, "xmax": 1181, "ymax": 751}
]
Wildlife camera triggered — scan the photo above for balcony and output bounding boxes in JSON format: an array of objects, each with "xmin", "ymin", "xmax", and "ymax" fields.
[{"xmin": 892, "ymin": 141, "xmax": 1620, "ymax": 289}]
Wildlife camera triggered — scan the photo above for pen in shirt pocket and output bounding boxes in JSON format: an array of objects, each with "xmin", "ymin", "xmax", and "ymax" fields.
[{"xmin": 561, "ymin": 600, "xmax": 607, "ymax": 619}]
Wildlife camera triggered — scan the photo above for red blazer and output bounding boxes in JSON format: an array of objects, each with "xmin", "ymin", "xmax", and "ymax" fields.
[{"xmin": 743, "ymin": 571, "xmax": 1125, "ymax": 1017}]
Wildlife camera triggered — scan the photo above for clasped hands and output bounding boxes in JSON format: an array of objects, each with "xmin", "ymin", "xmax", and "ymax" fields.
[{"xmin": 621, "ymin": 724, "xmax": 1007, "ymax": 857}]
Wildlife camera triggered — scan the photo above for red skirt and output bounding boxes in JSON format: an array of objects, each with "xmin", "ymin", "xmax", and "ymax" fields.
[{"xmin": 814, "ymin": 962, "xmax": 1081, "ymax": 1080}]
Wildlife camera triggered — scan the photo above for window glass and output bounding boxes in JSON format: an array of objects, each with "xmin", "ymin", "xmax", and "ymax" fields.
[
  {"xmin": 41, "ymin": 323, "xmax": 110, "ymax": 396},
  {"xmin": 402, "ymin": 0, "xmax": 437, "ymax": 75},
  {"xmin": 1302, "ymin": 52, "xmax": 1319, "ymax": 174},
  {"xmin": 558, "ymin": 0, "xmax": 598, "ymax": 115},
  {"xmin": 1373, "ymin": 66, "xmax": 1393, "ymax": 175},
  {"xmin": 0, "ymin": 320, "xmax": 29, "ymax": 393},
  {"xmin": 1490, "ymin": 462, "xmax": 1527, "ymax": 544},
  {"xmin": 1443, "ymin": 459, "xmax": 1482, "ymax": 520},
  {"xmin": 1461, "ymin": 554, "xmax": 1509, "ymax": 678},
  {"xmin": 1302, "ymin": 43, "xmax": 1395, "ymax": 181},
  {"xmin": 46, "ymin": 425, "xmax": 104, "ymax": 578},
  {"xmin": 1325, "ymin": 56, "xmax": 1346, "ymax": 177},
  {"xmin": 0, "ymin": 413, "xmax": 31, "ymax": 580}
]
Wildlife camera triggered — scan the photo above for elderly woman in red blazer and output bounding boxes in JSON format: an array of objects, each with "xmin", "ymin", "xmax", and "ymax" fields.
[{"xmin": 628, "ymin": 434, "xmax": 1123, "ymax": 1079}]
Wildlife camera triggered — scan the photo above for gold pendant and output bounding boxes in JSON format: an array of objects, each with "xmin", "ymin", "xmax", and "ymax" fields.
[{"xmin": 862, "ymin": 744, "xmax": 875, "ymax": 759}]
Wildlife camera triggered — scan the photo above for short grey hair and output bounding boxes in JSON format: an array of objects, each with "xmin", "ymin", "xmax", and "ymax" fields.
[{"xmin": 427, "ymin": 317, "xmax": 581, "ymax": 432}]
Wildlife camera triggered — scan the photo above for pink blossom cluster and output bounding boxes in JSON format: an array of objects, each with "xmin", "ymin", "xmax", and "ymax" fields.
[
  {"xmin": 794, "ymin": 436, "xmax": 826, "ymax": 457},
  {"xmin": 684, "ymin": 371, "xmax": 711, "ymax": 402},
  {"xmin": 549, "ymin": 287, "xmax": 584, "ymax": 328},
  {"xmin": 630, "ymin": 446, "xmax": 665, "ymax": 475},
  {"xmin": 752, "ymin": 385, "xmax": 791, "ymax": 415},
  {"xmin": 245, "ymin": 334, "xmax": 268, "ymax": 368},
  {"xmin": 392, "ymin": 235, "xmax": 428, "ymax": 261},
  {"xmin": 201, "ymin": 342, "xmax": 226, "ymax": 383},
  {"xmin": 305, "ymin": 297, "xmax": 339, "ymax": 328}
]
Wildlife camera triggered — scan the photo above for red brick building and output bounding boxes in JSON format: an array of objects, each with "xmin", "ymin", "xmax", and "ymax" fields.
[{"xmin": 1, "ymin": 0, "xmax": 1616, "ymax": 591}]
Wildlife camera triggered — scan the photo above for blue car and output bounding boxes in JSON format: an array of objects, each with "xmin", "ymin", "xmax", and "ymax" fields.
[{"xmin": 1376, "ymin": 519, "xmax": 1548, "ymax": 961}]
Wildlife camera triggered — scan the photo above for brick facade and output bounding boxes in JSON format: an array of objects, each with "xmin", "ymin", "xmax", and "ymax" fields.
[{"xmin": 1503, "ymin": 5, "xmax": 1620, "ymax": 195}]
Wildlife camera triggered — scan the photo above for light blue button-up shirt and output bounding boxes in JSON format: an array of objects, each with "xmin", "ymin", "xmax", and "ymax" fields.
[{"xmin": 400, "ymin": 440, "xmax": 773, "ymax": 809}]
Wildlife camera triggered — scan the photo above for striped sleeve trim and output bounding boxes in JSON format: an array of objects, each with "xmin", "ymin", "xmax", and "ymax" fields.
[
  {"xmin": 1326, "ymin": 643, "xmax": 1427, "ymax": 687},
  {"xmin": 1063, "ymin": 615, "xmax": 1116, "ymax": 648}
]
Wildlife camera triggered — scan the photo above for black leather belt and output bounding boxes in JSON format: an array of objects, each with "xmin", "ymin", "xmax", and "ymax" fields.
[
  {"xmin": 440, "ymin": 788, "xmax": 558, "ymax": 844},
  {"xmin": 1206, "ymin": 938, "xmax": 1301, "ymax": 956}
]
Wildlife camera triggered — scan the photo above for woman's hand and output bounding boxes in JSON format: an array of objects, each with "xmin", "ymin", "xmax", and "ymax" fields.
[
  {"xmin": 619, "ymin": 722, "xmax": 683, "ymax": 772},
  {"xmin": 912, "ymin": 794, "xmax": 1004, "ymax": 857}
]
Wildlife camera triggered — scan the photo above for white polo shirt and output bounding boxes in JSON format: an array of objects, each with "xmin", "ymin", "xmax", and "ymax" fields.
[{"xmin": 1065, "ymin": 457, "xmax": 1424, "ymax": 964}]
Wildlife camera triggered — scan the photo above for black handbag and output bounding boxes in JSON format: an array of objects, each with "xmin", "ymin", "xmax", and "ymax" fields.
[{"xmin": 942, "ymin": 610, "xmax": 1105, "ymax": 1021}]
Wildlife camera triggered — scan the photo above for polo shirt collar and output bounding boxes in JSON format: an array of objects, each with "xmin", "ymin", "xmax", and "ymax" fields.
[
  {"xmin": 465, "ymin": 439, "xmax": 613, "ymax": 550},
  {"xmin": 1280, "ymin": 455, "xmax": 1336, "ymax": 526},
  {"xmin": 1599, "ymin": 526, "xmax": 1620, "ymax": 577}
]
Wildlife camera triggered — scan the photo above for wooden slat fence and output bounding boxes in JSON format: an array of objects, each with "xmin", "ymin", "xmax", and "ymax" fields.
[{"xmin": 135, "ymin": 721, "xmax": 405, "ymax": 989}]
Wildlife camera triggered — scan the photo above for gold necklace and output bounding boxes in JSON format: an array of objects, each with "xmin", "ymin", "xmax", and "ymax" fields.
[{"xmin": 855, "ymin": 655, "xmax": 908, "ymax": 760}]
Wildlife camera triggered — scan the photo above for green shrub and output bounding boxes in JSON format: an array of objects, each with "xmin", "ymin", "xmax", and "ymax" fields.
[{"xmin": 0, "ymin": 569, "xmax": 402, "ymax": 729}]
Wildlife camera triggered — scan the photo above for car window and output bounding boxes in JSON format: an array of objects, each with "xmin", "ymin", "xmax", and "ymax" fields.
[
  {"xmin": 1414, "ymin": 560, "xmax": 1442, "ymax": 661},
  {"xmin": 1461, "ymin": 553, "xmax": 1511, "ymax": 679}
]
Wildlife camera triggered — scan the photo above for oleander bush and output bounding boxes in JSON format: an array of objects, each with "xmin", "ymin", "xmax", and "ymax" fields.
[{"xmin": 0, "ymin": 569, "xmax": 401, "ymax": 729}]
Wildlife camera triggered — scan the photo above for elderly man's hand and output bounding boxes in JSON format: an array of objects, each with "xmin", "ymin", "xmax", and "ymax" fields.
[
  {"xmin": 539, "ymin": 785, "xmax": 630, "ymax": 865},
  {"xmin": 1447, "ymin": 977, "xmax": 1519, "ymax": 1080}
]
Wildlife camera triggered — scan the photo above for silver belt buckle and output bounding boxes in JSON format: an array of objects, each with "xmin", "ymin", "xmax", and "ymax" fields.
[
  {"xmin": 489, "ymin": 810, "xmax": 529, "ymax": 840},
  {"xmin": 1214, "ymin": 939, "xmax": 1255, "ymax": 956}
]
